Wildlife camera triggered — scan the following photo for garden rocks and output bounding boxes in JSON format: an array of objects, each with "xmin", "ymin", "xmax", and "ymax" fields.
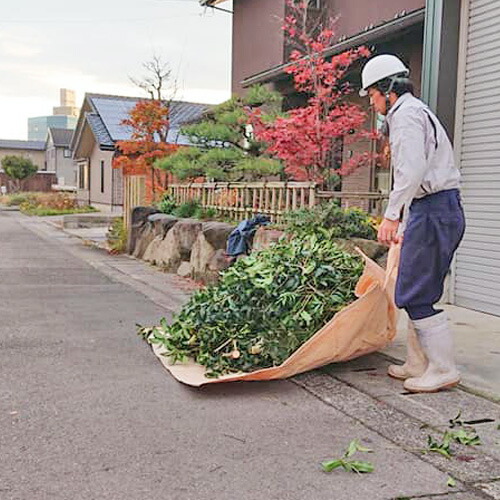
[
  {"xmin": 150, "ymin": 229, "xmax": 182, "ymax": 271},
  {"xmin": 252, "ymin": 227, "xmax": 285, "ymax": 252},
  {"xmin": 132, "ymin": 221, "xmax": 156, "ymax": 259},
  {"xmin": 174, "ymin": 219, "xmax": 203, "ymax": 261},
  {"xmin": 191, "ymin": 222, "xmax": 234, "ymax": 283},
  {"xmin": 143, "ymin": 215, "xmax": 180, "ymax": 264},
  {"xmin": 148, "ymin": 213, "xmax": 178, "ymax": 238},
  {"xmin": 333, "ymin": 238, "xmax": 388, "ymax": 266},
  {"xmin": 177, "ymin": 261, "xmax": 194, "ymax": 278},
  {"xmin": 127, "ymin": 206, "xmax": 159, "ymax": 254},
  {"xmin": 202, "ymin": 222, "xmax": 235, "ymax": 249}
]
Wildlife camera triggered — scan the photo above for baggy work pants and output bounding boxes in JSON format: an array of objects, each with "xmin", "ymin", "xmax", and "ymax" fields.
[{"xmin": 395, "ymin": 189, "xmax": 465, "ymax": 321}]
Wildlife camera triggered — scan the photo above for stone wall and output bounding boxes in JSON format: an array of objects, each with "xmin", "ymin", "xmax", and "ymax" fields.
[
  {"xmin": 128, "ymin": 207, "xmax": 238, "ymax": 284},
  {"xmin": 128, "ymin": 207, "xmax": 388, "ymax": 284}
]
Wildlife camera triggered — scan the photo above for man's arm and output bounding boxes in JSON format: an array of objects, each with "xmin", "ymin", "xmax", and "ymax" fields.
[
  {"xmin": 384, "ymin": 108, "xmax": 429, "ymax": 221},
  {"xmin": 378, "ymin": 108, "xmax": 429, "ymax": 246}
]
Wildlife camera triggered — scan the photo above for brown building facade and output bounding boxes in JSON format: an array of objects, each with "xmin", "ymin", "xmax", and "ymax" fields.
[{"xmin": 222, "ymin": 0, "xmax": 426, "ymax": 211}]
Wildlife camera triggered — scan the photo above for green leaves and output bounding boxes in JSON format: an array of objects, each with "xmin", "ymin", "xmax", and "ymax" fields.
[
  {"xmin": 322, "ymin": 440, "xmax": 374, "ymax": 474},
  {"xmin": 424, "ymin": 416, "xmax": 482, "ymax": 459},
  {"xmin": 284, "ymin": 203, "xmax": 377, "ymax": 241},
  {"xmin": 426, "ymin": 434, "xmax": 452, "ymax": 459},
  {"xmin": 154, "ymin": 84, "xmax": 284, "ymax": 183},
  {"xmin": 143, "ymin": 236, "xmax": 362, "ymax": 377}
]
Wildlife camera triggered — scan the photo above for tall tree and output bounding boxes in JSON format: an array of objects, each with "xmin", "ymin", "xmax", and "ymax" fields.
[
  {"xmin": 156, "ymin": 85, "xmax": 283, "ymax": 182},
  {"xmin": 248, "ymin": 1, "xmax": 374, "ymax": 183},
  {"xmin": 114, "ymin": 56, "xmax": 179, "ymax": 202},
  {"xmin": 130, "ymin": 55, "xmax": 175, "ymax": 102}
]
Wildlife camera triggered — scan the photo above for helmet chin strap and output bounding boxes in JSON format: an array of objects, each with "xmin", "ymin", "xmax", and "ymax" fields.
[{"xmin": 384, "ymin": 77, "xmax": 397, "ymax": 114}]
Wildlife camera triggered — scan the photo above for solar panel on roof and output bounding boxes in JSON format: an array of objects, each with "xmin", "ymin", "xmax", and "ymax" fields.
[{"xmin": 89, "ymin": 96, "xmax": 209, "ymax": 145}]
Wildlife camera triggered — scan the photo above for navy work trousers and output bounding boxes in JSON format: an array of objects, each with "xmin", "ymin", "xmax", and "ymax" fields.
[{"xmin": 395, "ymin": 189, "xmax": 465, "ymax": 321}]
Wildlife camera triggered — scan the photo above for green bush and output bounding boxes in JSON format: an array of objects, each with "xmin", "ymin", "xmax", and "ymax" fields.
[
  {"xmin": 173, "ymin": 199, "xmax": 201, "ymax": 218},
  {"xmin": 107, "ymin": 217, "xmax": 127, "ymax": 253},
  {"xmin": 156, "ymin": 194, "xmax": 177, "ymax": 214},
  {"xmin": 1, "ymin": 156, "xmax": 37, "ymax": 189},
  {"xmin": 284, "ymin": 202, "xmax": 377, "ymax": 241},
  {"xmin": 193, "ymin": 206, "xmax": 218, "ymax": 220},
  {"xmin": 5, "ymin": 193, "xmax": 32, "ymax": 206}
]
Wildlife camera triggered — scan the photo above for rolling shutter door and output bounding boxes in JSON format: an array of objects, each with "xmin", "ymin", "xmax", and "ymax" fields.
[{"xmin": 454, "ymin": 0, "xmax": 500, "ymax": 315}]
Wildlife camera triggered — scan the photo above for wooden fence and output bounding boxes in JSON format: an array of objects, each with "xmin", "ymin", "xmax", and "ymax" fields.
[
  {"xmin": 124, "ymin": 175, "xmax": 146, "ymax": 229},
  {"xmin": 167, "ymin": 182, "xmax": 388, "ymax": 222},
  {"xmin": 0, "ymin": 172, "xmax": 57, "ymax": 193},
  {"xmin": 168, "ymin": 182, "xmax": 316, "ymax": 222}
]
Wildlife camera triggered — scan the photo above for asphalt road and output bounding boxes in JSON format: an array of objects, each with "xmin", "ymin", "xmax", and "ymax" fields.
[{"xmin": 0, "ymin": 211, "xmax": 495, "ymax": 500}]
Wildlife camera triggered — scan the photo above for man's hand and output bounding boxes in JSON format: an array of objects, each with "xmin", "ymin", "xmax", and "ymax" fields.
[{"xmin": 377, "ymin": 218, "xmax": 400, "ymax": 246}]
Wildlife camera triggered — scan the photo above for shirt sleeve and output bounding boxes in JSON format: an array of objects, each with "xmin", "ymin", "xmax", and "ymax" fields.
[{"xmin": 384, "ymin": 108, "xmax": 429, "ymax": 221}]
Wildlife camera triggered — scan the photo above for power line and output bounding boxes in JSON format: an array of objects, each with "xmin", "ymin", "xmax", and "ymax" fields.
[{"xmin": 0, "ymin": 14, "xmax": 205, "ymax": 24}]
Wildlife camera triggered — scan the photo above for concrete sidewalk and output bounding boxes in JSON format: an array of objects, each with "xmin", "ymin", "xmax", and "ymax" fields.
[{"xmin": 384, "ymin": 307, "xmax": 500, "ymax": 402}]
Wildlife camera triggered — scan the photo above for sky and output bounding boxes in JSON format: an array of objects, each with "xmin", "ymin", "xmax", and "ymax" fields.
[{"xmin": 0, "ymin": 0, "xmax": 233, "ymax": 140}]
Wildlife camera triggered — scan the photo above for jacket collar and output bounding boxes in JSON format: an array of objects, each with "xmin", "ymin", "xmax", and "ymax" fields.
[
  {"xmin": 380, "ymin": 93, "xmax": 414, "ymax": 136},
  {"xmin": 387, "ymin": 92, "xmax": 414, "ymax": 120}
]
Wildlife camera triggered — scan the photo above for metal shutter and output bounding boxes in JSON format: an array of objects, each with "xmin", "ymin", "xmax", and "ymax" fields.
[{"xmin": 454, "ymin": 0, "xmax": 500, "ymax": 315}]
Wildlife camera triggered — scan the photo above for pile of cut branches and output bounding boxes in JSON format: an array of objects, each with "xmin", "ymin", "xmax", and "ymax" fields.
[{"xmin": 140, "ymin": 234, "xmax": 363, "ymax": 377}]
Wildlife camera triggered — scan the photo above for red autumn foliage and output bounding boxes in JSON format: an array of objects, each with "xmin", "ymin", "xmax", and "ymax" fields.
[
  {"xmin": 247, "ymin": 1, "xmax": 377, "ymax": 182},
  {"xmin": 113, "ymin": 99, "xmax": 179, "ymax": 202}
]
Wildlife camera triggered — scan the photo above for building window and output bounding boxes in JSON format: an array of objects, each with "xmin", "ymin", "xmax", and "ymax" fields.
[
  {"xmin": 63, "ymin": 148, "xmax": 71, "ymax": 158},
  {"xmin": 78, "ymin": 164, "xmax": 85, "ymax": 190},
  {"xmin": 100, "ymin": 160, "xmax": 105, "ymax": 193}
]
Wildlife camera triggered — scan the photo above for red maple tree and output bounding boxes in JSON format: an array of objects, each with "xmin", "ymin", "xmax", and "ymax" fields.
[
  {"xmin": 113, "ymin": 99, "xmax": 179, "ymax": 202},
  {"xmin": 248, "ymin": 1, "xmax": 375, "ymax": 182}
]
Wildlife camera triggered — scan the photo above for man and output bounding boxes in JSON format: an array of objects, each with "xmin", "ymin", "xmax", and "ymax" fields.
[{"xmin": 359, "ymin": 54, "xmax": 465, "ymax": 393}]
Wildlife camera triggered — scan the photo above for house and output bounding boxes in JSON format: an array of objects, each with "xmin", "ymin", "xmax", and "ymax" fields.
[
  {"xmin": 45, "ymin": 128, "xmax": 77, "ymax": 189},
  {"xmin": 70, "ymin": 93, "xmax": 209, "ymax": 212},
  {"xmin": 421, "ymin": 0, "xmax": 500, "ymax": 317},
  {"xmin": 0, "ymin": 139, "xmax": 46, "ymax": 171},
  {"xmin": 202, "ymin": 0, "xmax": 425, "ymax": 209},
  {"xmin": 204, "ymin": 0, "xmax": 500, "ymax": 318},
  {"xmin": 0, "ymin": 139, "xmax": 57, "ymax": 192}
]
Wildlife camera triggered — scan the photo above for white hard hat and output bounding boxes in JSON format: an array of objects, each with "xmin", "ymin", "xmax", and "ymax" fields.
[{"xmin": 359, "ymin": 54, "xmax": 409, "ymax": 97}]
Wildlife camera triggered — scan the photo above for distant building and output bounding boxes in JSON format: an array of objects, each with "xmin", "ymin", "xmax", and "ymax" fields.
[
  {"xmin": 28, "ymin": 89, "xmax": 79, "ymax": 141},
  {"xmin": 45, "ymin": 128, "xmax": 77, "ymax": 188},
  {"xmin": 0, "ymin": 139, "xmax": 46, "ymax": 171},
  {"xmin": 71, "ymin": 93, "xmax": 208, "ymax": 211}
]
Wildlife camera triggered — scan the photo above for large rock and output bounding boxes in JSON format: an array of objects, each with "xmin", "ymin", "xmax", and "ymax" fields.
[
  {"xmin": 147, "ymin": 213, "xmax": 178, "ymax": 238},
  {"xmin": 202, "ymin": 221, "xmax": 235, "ymax": 250},
  {"xmin": 190, "ymin": 232, "xmax": 215, "ymax": 279},
  {"xmin": 132, "ymin": 222, "xmax": 155, "ymax": 259},
  {"xmin": 153, "ymin": 228, "xmax": 182, "ymax": 272},
  {"xmin": 132, "ymin": 206, "xmax": 159, "ymax": 226},
  {"xmin": 143, "ymin": 235, "xmax": 164, "ymax": 264},
  {"xmin": 252, "ymin": 227, "xmax": 285, "ymax": 252},
  {"xmin": 205, "ymin": 249, "xmax": 232, "ymax": 284},
  {"xmin": 174, "ymin": 219, "xmax": 203, "ymax": 261},
  {"xmin": 333, "ymin": 237, "xmax": 387, "ymax": 261},
  {"xmin": 190, "ymin": 222, "xmax": 233, "ymax": 282},
  {"xmin": 127, "ymin": 206, "xmax": 159, "ymax": 254},
  {"xmin": 177, "ymin": 261, "xmax": 194, "ymax": 278}
]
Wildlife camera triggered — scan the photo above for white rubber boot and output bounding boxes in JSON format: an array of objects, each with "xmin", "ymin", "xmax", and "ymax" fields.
[
  {"xmin": 404, "ymin": 312, "xmax": 460, "ymax": 393},
  {"xmin": 388, "ymin": 319, "xmax": 427, "ymax": 380}
]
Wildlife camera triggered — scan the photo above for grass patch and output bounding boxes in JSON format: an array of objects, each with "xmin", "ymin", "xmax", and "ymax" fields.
[
  {"xmin": 21, "ymin": 206, "xmax": 98, "ymax": 216},
  {"xmin": 107, "ymin": 217, "xmax": 127, "ymax": 253}
]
